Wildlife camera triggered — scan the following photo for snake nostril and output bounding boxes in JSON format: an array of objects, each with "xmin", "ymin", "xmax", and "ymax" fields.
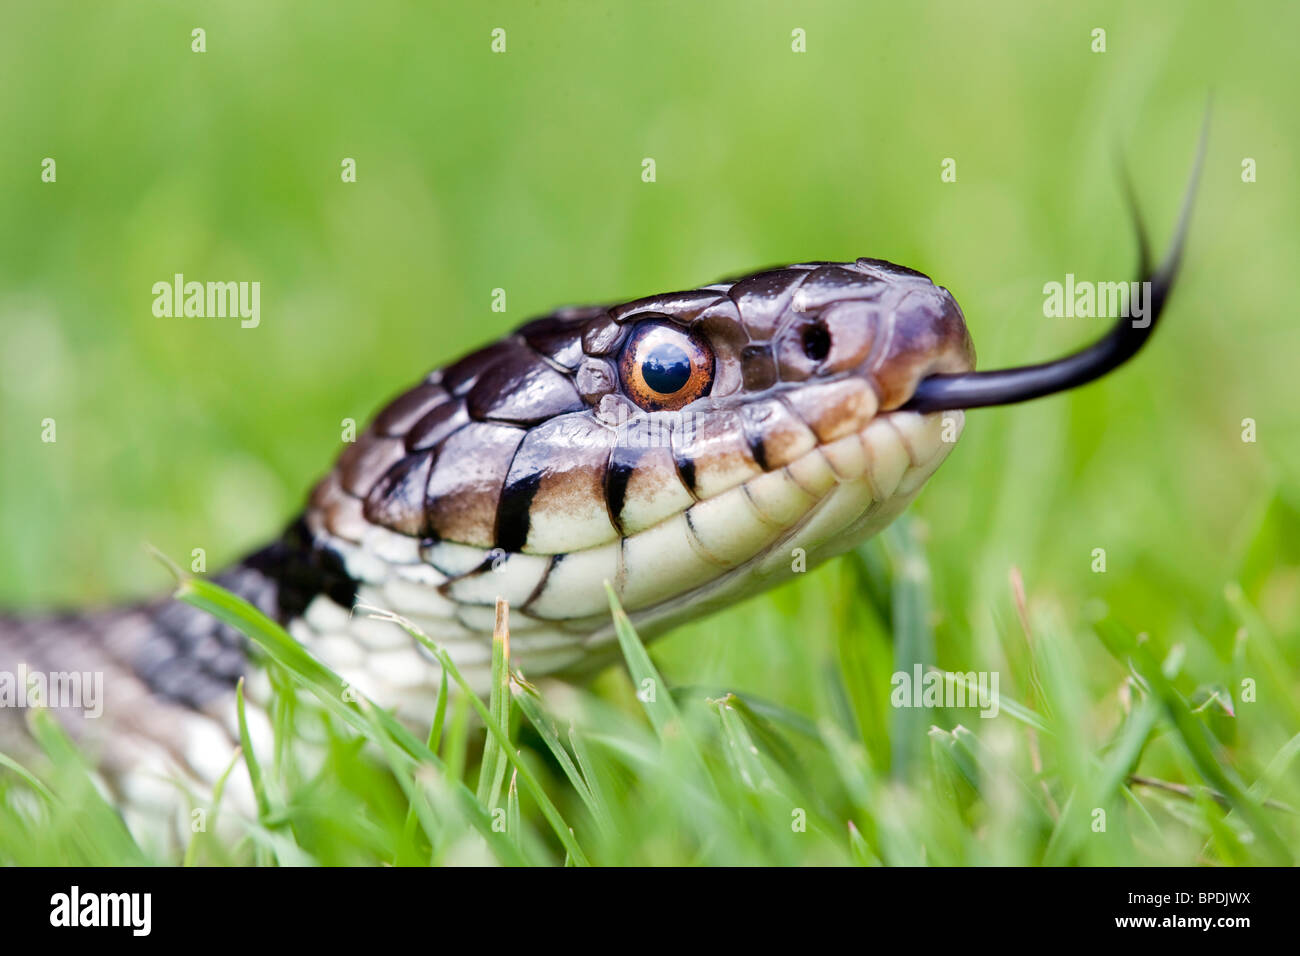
[{"xmin": 801, "ymin": 322, "xmax": 831, "ymax": 363}]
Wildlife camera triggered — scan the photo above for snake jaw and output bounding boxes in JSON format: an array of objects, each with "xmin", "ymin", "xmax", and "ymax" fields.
[{"xmin": 558, "ymin": 405, "xmax": 964, "ymax": 671}]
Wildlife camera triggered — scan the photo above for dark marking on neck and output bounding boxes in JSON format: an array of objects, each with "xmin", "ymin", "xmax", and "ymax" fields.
[
  {"xmin": 744, "ymin": 428, "xmax": 769, "ymax": 472},
  {"xmin": 604, "ymin": 446, "xmax": 640, "ymax": 535},
  {"xmin": 130, "ymin": 516, "xmax": 357, "ymax": 711},
  {"xmin": 241, "ymin": 516, "xmax": 358, "ymax": 621},
  {"xmin": 673, "ymin": 452, "xmax": 698, "ymax": 499},
  {"xmin": 496, "ymin": 470, "xmax": 543, "ymax": 554}
]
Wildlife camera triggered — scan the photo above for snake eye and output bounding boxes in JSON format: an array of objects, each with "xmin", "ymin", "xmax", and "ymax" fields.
[{"xmin": 619, "ymin": 317, "xmax": 714, "ymax": 411}]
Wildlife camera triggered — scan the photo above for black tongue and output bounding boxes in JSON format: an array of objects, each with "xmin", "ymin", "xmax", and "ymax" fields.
[{"xmin": 904, "ymin": 110, "xmax": 1208, "ymax": 413}]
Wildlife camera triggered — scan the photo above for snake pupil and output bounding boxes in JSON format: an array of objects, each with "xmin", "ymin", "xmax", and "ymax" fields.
[{"xmin": 641, "ymin": 343, "xmax": 692, "ymax": 394}]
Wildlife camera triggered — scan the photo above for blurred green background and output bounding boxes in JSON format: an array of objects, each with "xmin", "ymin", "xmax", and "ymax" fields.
[{"xmin": 1, "ymin": 1, "xmax": 1297, "ymax": 858}]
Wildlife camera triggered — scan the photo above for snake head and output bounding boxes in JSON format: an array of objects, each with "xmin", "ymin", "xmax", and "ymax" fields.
[
  {"xmin": 569, "ymin": 259, "xmax": 977, "ymax": 528},
  {"xmin": 301, "ymin": 123, "xmax": 1205, "ymax": 689},
  {"xmin": 305, "ymin": 256, "xmax": 979, "ymax": 669},
  {"xmin": 638, "ymin": 257, "xmax": 978, "ymax": 415}
]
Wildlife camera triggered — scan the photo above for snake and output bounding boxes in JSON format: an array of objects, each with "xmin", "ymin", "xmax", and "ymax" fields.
[{"xmin": 0, "ymin": 138, "xmax": 1203, "ymax": 829}]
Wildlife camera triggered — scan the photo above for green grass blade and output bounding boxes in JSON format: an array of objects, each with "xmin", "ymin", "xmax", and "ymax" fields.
[
  {"xmin": 1096, "ymin": 617, "xmax": 1292, "ymax": 865},
  {"xmin": 932, "ymin": 668, "xmax": 1050, "ymax": 734},
  {"xmin": 885, "ymin": 520, "xmax": 935, "ymax": 780},
  {"xmin": 604, "ymin": 583, "xmax": 716, "ymax": 801},
  {"xmin": 175, "ymin": 575, "xmax": 526, "ymax": 866},
  {"xmin": 713, "ymin": 693, "xmax": 775, "ymax": 792},
  {"xmin": 235, "ymin": 678, "xmax": 273, "ymax": 823},
  {"xmin": 183, "ymin": 744, "xmax": 244, "ymax": 867},
  {"xmin": 25, "ymin": 709, "xmax": 149, "ymax": 866},
  {"xmin": 512, "ymin": 681, "xmax": 611, "ymax": 836},
  {"xmin": 0, "ymin": 751, "xmax": 56, "ymax": 805},
  {"xmin": 363, "ymin": 606, "xmax": 589, "ymax": 866}
]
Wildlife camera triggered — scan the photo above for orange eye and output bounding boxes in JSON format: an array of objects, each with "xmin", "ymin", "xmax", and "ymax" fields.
[{"xmin": 618, "ymin": 317, "xmax": 714, "ymax": 411}]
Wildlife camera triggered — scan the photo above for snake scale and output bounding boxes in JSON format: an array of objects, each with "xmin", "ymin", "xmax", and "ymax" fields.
[{"xmin": 0, "ymin": 138, "xmax": 1202, "ymax": 834}]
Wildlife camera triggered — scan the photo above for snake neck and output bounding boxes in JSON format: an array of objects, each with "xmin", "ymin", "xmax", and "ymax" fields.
[
  {"xmin": 0, "ymin": 519, "xmax": 356, "ymax": 772},
  {"xmin": 239, "ymin": 517, "xmax": 360, "ymax": 627},
  {"xmin": 118, "ymin": 517, "xmax": 357, "ymax": 709}
]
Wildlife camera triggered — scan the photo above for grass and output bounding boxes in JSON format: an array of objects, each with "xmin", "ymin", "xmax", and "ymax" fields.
[{"xmin": 1, "ymin": 511, "xmax": 1295, "ymax": 866}]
